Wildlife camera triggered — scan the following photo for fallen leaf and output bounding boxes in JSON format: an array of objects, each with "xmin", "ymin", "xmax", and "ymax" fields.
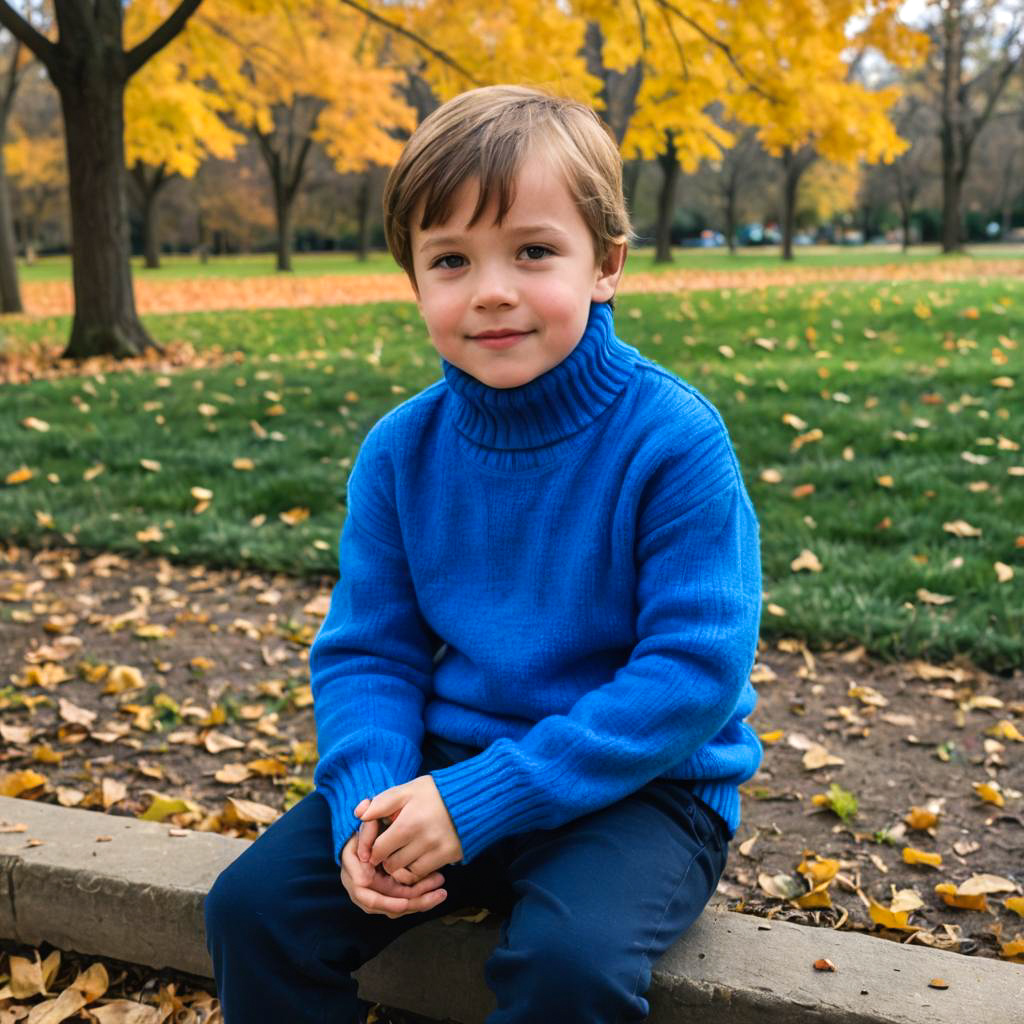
[
  {"xmin": 791, "ymin": 549, "xmax": 823, "ymax": 573},
  {"xmin": 904, "ymin": 807, "xmax": 939, "ymax": 830},
  {"xmin": 935, "ymin": 883, "xmax": 988, "ymax": 911},
  {"xmin": 889, "ymin": 888, "xmax": 924, "ymax": 913},
  {"xmin": 973, "ymin": 781, "xmax": 1005, "ymax": 807},
  {"xmin": 956, "ymin": 874, "xmax": 1017, "ymax": 897},
  {"xmin": 5, "ymin": 466, "xmax": 33, "ymax": 485},
  {"xmin": 902, "ymin": 847, "xmax": 942, "ymax": 868},
  {"xmin": 803, "ymin": 744, "xmax": 845, "ymax": 770},
  {"xmin": 928, "ymin": 978, "xmax": 949, "ymax": 990},
  {"xmin": 759, "ymin": 872, "xmax": 804, "ymax": 900},
  {"xmin": 812, "ymin": 958, "xmax": 836, "ymax": 971},
  {"xmin": 943, "ymin": 519, "xmax": 982, "ymax": 538},
  {"xmin": 868, "ymin": 898, "xmax": 918, "ymax": 932}
]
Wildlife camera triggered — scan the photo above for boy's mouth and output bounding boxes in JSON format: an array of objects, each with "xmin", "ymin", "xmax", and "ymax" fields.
[{"xmin": 471, "ymin": 330, "xmax": 532, "ymax": 350}]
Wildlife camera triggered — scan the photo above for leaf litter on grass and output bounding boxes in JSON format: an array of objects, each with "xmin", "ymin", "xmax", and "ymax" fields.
[{"xmin": 1, "ymin": 543, "xmax": 1022, "ymax": 971}]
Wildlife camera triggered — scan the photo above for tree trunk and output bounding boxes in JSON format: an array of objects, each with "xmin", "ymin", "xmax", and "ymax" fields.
[
  {"xmin": 941, "ymin": 160, "xmax": 964, "ymax": 253},
  {"xmin": 623, "ymin": 158, "xmax": 642, "ymax": 215},
  {"xmin": 901, "ymin": 202, "xmax": 912, "ymax": 252},
  {"xmin": 939, "ymin": 2, "xmax": 964, "ymax": 254},
  {"xmin": 132, "ymin": 162, "xmax": 167, "ymax": 270},
  {"xmin": 780, "ymin": 149, "xmax": 800, "ymax": 261},
  {"xmin": 59, "ymin": 67, "xmax": 158, "ymax": 359},
  {"xmin": 724, "ymin": 170, "xmax": 738, "ymax": 254},
  {"xmin": 197, "ymin": 209, "xmax": 209, "ymax": 264},
  {"xmin": 0, "ymin": 114, "xmax": 23, "ymax": 313},
  {"xmin": 357, "ymin": 170, "xmax": 371, "ymax": 262},
  {"xmin": 654, "ymin": 133, "xmax": 679, "ymax": 264},
  {"xmin": 275, "ymin": 183, "xmax": 293, "ymax": 272}
]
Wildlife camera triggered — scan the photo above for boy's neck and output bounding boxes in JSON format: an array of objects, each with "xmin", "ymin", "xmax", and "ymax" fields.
[{"xmin": 440, "ymin": 301, "xmax": 638, "ymax": 451}]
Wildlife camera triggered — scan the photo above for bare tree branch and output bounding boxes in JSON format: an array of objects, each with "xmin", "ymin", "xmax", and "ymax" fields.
[
  {"xmin": 124, "ymin": 0, "xmax": 204, "ymax": 78},
  {"xmin": 0, "ymin": 1, "xmax": 57, "ymax": 73},
  {"xmin": 337, "ymin": 0, "xmax": 478, "ymax": 86},
  {"xmin": 651, "ymin": 0, "xmax": 776, "ymax": 102}
]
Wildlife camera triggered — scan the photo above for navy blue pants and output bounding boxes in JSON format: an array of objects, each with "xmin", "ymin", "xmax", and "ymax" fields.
[{"xmin": 204, "ymin": 735, "xmax": 730, "ymax": 1023}]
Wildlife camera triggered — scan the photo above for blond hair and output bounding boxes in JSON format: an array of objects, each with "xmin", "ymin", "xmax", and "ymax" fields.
[{"xmin": 383, "ymin": 85, "xmax": 633, "ymax": 283}]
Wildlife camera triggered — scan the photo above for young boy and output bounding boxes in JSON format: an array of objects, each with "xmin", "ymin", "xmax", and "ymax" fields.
[{"xmin": 205, "ymin": 84, "xmax": 762, "ymax": 1023}]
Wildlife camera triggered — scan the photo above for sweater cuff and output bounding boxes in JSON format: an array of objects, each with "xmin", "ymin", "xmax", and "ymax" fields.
[
  {"xmin": 430, "ymin": 740, "xmax": 549, "ymax": 863},
  {"xmin": 314, "ymin": 744, "xmax": 422, "ymax": 865}
]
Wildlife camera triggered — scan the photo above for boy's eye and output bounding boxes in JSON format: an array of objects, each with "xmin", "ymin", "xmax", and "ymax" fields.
[
  {"xmin": 432, "ymin": 254, "xmax": 465, "ymax": 270},
  {"xmin": 521, "ymin": 245, "xmax": 551, "ymax": 260}
]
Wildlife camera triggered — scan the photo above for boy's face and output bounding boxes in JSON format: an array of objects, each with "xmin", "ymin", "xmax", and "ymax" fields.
[{"xmin": 409, "ymin": 155, "xmax": 625, "ymax": 390}]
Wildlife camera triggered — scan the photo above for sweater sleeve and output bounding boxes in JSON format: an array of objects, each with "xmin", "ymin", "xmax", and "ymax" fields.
[
  {"xmin": 429, "ymin": 462, "xmax": 762, "ymax": 865},
  {"xmin": 309, "ymin": 417, "xmax": 438, "ymax": 865}
]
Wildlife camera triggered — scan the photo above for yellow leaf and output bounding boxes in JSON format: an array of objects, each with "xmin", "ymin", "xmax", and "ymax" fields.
[
  {"xmin": 134, "ymin": 624, "xmax": 169, "ymax": 639},
  {"xmin": 943, "ymin": 519, "xmax": 982, "ymax": 538},
  {"xmin": 759, "ymin": 729, "xmax": 784, "ymax": 744},
  {"xmin": 139, "ymin": 794, "xmax": 195, "ymax": 822},
  {"xmin": 797, "ymin": 854, "xmax": 839, "ymax": 886},
  {"xmin": 280, "ymin": 507, "xmax": 310, "ymax": 526},
  {"xmin": 917, "ymin": 588, "xmax": 954, "ymax": 605},
  {"xmin": 1000, "ymin": 936, "xmax": 1024, "ymax": 959},
  {"xmin": 0, "ymin": 769, "xmax": 48, "ymax": 797},
  {"xmin": 876, "ymin": 475, "xmax": 894, "ymax": 488},
  {"xmin": 868, "ymin": 899, "xmax": 917, "ymax": 931},
  {"xmin": 995, "ymin": 562, "xmax": 1014, "ymax": 583},
  {"xmin": 135, "ymin": 526, "xmax": 164, "ymax": 543},
  {"xmin": 935, "ymin": 883, "xmax": 988, "ymax": 911},
  {"xmin": 191, "ymin": 486, "xmax": 214, "ymax": 501},
  {"xmin": 992, "ymin": 377, "xmax": 1014, "ymax": 389},
  {"xmin": 974, "ymin": 781, "xmax": 1005, "ymax": 806},
  {"xmin": 790, "ymin": 549, "xmax": 823, "ymax": 573},
  {"xmin": 245, "ymin": 758, "xmax": 288, "ymax": 778},
  {"xmin": 904, "ymin": 807, "xmax": 939, "ymax": 830},
  {"xmin": 103, "ymin": 665, "xmax": 144, "ymax": 694},
  {"xmin": 987, "ymin": 720, "xmax": 1024, "ymax": 742},
  {"xmin": 139, "ymin": 459, "xmax": 162, "ymax": 472},
  {"xmin": 20, "ymin": 417, "xmax": 50, "ymax": 432},
  {"xmin": 5, "ymin": 466, "xmax": 33, "ymax": 485},
  {"xmin": 902, "ymin": 847, "xmax": 941, "ymax": 868},
  {"xmin": 794, "ymin": 883, "xmax": 832, "ymax": 909},
  {"xmin": 232, "ymin": 457, "xmax": 255, "ymax": 471},
  {"xmin": 1005, "ymin": 897, "xmax": 1024, "ymax": 918},
  {"xmin": 83, "ymin": 464, "xmax": 105, "ymax": 481}
]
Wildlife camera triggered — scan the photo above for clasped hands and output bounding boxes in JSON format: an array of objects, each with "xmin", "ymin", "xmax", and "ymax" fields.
[{"xmin": 339, "ymin": 774, "xmax": 464, "ymax": 919}]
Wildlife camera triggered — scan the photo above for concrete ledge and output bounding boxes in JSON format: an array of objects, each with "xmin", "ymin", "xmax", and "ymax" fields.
[{"xmin": 1, "ymin": 796, "xmax": 1021, "ymax": 1023}]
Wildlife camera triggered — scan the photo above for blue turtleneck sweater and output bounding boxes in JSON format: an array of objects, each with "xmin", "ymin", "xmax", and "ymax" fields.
[{"xmin": 310, "ymin": 301, "xmax": 763, "ymax": 867}]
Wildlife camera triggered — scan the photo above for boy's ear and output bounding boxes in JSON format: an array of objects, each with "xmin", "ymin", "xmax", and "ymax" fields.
[{"xmin": 591, "ymin": 242, "xmax": 627, "ymax": 304}]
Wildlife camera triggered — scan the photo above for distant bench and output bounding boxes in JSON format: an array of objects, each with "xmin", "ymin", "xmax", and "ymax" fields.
[{"xmin": 1, "ymin": 796, "xmax": 1020, "ymax": 1023}]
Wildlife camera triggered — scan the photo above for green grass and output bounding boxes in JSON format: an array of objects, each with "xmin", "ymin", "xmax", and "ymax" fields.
[
  {"xmin": 13, "ymin": 242, "xmax": 1024, "ymax": 283},
  {"xmin": 1, "ymin": 280, "xmax": 1022, "ymax": 671}
]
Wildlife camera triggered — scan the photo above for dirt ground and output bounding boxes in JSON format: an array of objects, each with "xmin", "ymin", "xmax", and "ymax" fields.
[{"xmin": 1, "ymin": 544, "xmax": 1022, "ymax": 1019}]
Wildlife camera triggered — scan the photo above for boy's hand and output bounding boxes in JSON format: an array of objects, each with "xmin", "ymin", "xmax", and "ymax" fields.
[
  {"xmin": 355, "ymin": 775, "xmax": 463, "ymax": 884},
  {"xmin": 340, "ymin": 821, "xmax": 447, "ymax": 919}
]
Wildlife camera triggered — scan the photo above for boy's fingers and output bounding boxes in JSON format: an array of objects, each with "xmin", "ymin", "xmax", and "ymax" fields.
[
  {"xmin": 352, "ymin": 882, "xmax": 446, "ymax": 917},
  {"xmin": 357, "ymin": 819, "xmax": 378, "ymax": 863}
]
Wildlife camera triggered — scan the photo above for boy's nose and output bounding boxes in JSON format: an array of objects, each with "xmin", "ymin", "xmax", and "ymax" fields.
[{"xmin": 472, "ymin": 267, "xmax": 517, "ymax": 309}]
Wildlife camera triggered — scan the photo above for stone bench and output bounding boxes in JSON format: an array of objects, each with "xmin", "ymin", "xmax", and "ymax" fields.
[{"xmin": 1, "ymin": 796, "xmax": 1021, "ymax": 1023}]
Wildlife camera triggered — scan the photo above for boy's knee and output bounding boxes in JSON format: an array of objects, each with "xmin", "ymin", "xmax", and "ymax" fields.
[{"xmin": 204, "ymin": 855, "xmax": 269, "ymax": 946}]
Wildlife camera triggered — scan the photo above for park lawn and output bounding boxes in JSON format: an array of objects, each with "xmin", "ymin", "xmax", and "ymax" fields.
[
  {"xmin": 1, "ymin": 278, "xmax": 1022, "ymax": 671},
  {"xmin": 12, "ymin": 243, "xmax": 1024, "ymax": 284}
]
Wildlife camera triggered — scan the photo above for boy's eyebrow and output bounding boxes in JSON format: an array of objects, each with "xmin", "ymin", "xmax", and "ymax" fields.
[{"xmin": 417, "ymin": 223, "xmax": 570, "ymax": 252}]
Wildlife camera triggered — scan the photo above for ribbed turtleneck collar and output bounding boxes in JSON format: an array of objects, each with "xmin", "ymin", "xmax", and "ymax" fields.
[{"xmin": 440, "ymin": 302, "xmax": 638, "ymax": 451}]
